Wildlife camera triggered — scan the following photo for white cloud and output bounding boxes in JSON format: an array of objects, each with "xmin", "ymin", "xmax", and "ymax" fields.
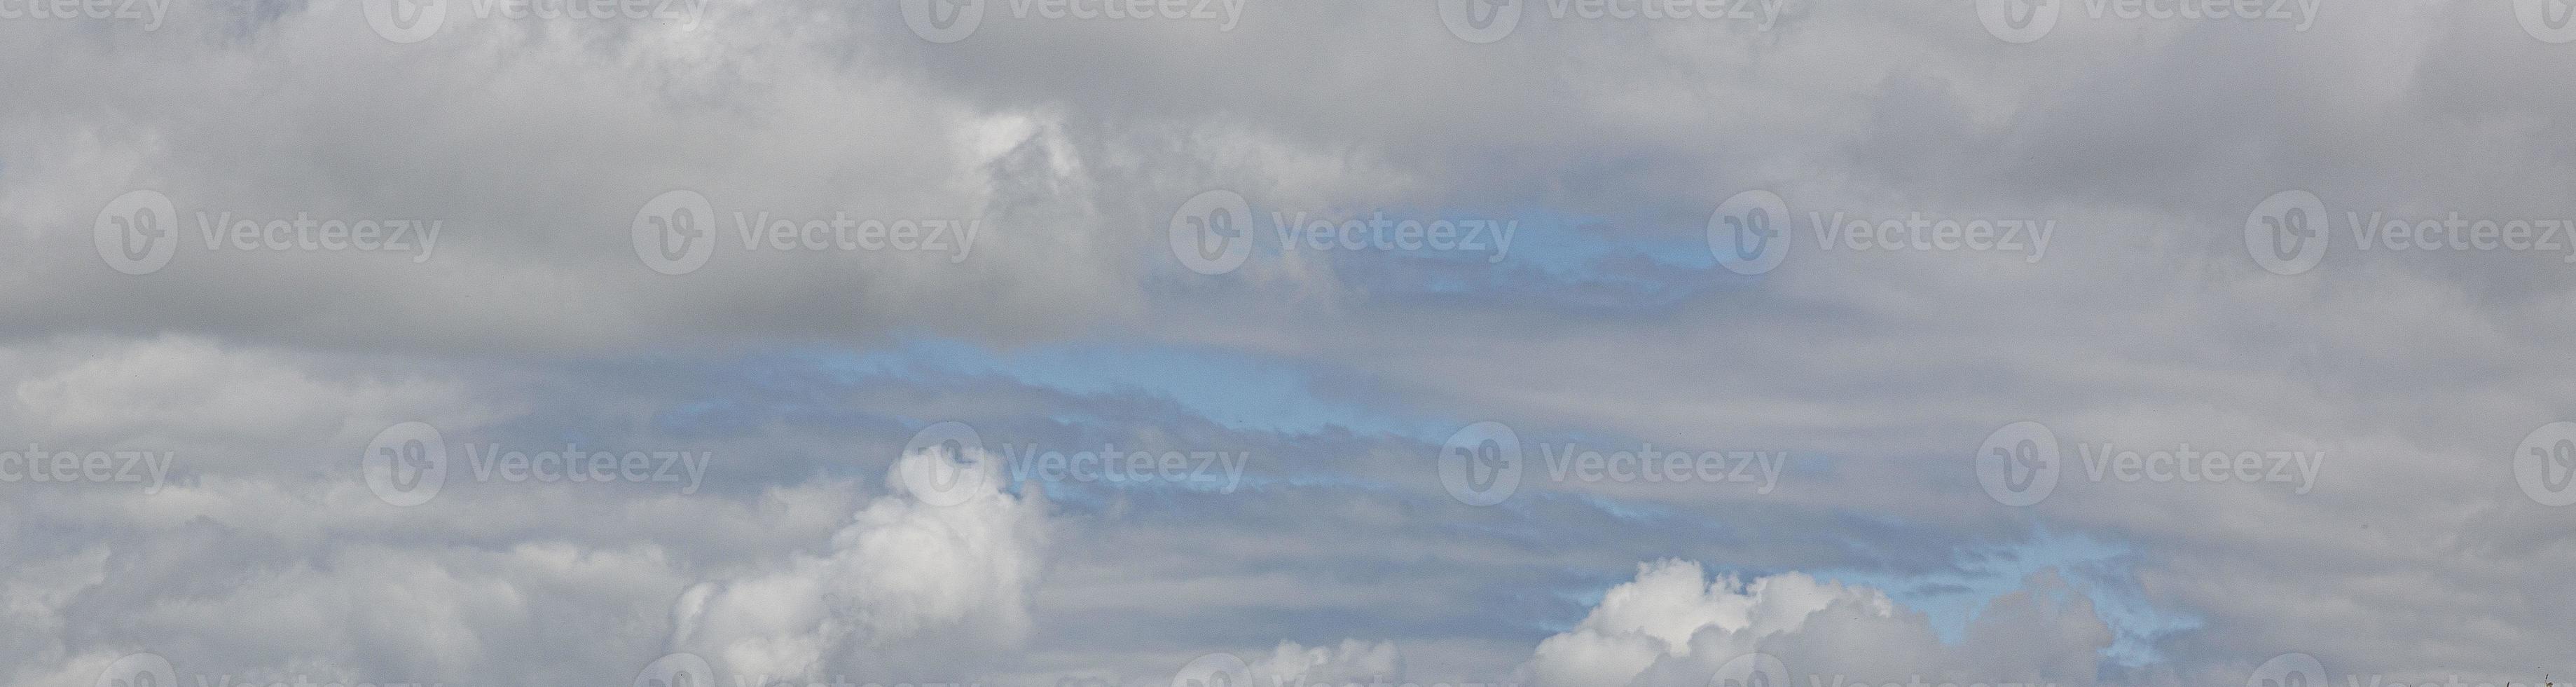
[
  {"xmin": 1524, "ymin": 561, "xmax": 2115, "ymax": 687},
  {"xmin": 673, "ymin": 447, "xmax": 1049, "ymax": 681}
]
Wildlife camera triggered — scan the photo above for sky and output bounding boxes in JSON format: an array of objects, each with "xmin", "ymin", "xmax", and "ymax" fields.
[{"xmin": 4, "ymin": 1, "xmax": 2576, "ymax": 687}]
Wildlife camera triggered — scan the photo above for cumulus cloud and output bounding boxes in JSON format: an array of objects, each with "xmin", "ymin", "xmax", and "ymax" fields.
[
  {"xmin": 1524, "ymin": 562, "xmax": 2114, "ymax": 687},
  {"xmin": 673, "ymin": 447, "xmax": 1049, "ymax": 681}
]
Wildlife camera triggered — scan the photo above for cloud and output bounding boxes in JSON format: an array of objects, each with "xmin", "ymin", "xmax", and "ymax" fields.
[
  {"xmin": 1523, "ymin": 561, "xmax": 2115, "ymax": 687},
  {"xmin": 673, "ymin": 447, "xmax": 1050, "ymax": 681}
]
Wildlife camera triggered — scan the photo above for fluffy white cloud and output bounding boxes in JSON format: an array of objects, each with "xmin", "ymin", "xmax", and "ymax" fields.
[
  {"xmin": 1524, "ymin": 562, "xmax": 2114, "ymax": 687},
  {"xmin": 673, "ymin": 448, "xmax": 1049, "ymax": 681}
]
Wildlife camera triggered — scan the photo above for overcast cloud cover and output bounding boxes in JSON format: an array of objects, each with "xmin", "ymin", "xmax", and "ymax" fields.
[{"xmin": 4, "ymin": 1, "xmax": 2575, "ymax": 686}]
